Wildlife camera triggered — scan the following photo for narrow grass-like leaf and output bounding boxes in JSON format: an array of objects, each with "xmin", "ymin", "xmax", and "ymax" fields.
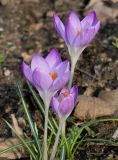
[
  {"xmin": 83, "ymin": 138, "xmax": 118, "ymax": 146},
  {"xmin": 17, "ymin": 84, "xmax": 42, "ymax": 159},
  {"xmin": 26, "ymin": 81, "xmax": 56, "ymax": 133},
  {"xmin": 4, "ymin": 119, "xmax": 36, "ymax": 159},
  {"xmin": 0, "ymin": 139, "xmax": 34, "ymax": 156}
]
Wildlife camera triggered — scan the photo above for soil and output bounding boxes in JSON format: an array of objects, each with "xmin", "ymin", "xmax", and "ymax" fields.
[{"xmin": 0, "ymin": 0, "xmax": 118, "ymax": 159}]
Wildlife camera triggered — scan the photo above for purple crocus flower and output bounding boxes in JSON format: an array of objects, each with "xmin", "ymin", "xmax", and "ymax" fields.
[
  {"xmin": 51, "ymin": 85, "xmax": 78, "ymax": 119},
  {"xmin": 53, "ymin": 11, "xmax": 100, "ymax": 59},
  {"xmin": 22, "ymin": 48, "xmax": 70, "ymax": 102},
  {"xmin": 53, "ymin": 11, "xmax": 100, "ymax": 87}
]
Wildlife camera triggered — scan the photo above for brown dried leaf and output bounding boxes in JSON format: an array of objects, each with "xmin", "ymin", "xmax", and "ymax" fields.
[
  {"xmin": 11, "ymin": 114, "xmax": 23, "ymax": 137},
  {"xmin": 0, "ymin": 138, "xmax": 27, "ymax": 159},
  {"xmin": 73, "ymin": 95, "xmax": 117, "ymax": 120},
  {"xmin": 85, "ymin": 0, "xmax": 118, "ymax": 23},
  {"xmin": 98, "ymin": 89, "xmax": 118, "ymax": 107}
]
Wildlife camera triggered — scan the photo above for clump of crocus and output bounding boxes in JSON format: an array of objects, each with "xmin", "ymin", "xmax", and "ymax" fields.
[
  {"xmin": 53, "ymin": 11, "xmax": 100, "ymax": 87},
  {"xmin": 22, "ymin": 48, "xmax": 70, "ymax": 160},
  {"xmin": 50, "ymin": 86, "xmax": 78, "ymax": 160}
]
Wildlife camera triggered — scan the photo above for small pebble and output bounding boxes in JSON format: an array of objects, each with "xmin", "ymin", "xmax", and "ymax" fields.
[
  {"xmin": 4, "ymin": 69, "xmax": 11, "ymax": 76},
  {"xmin": 0, "ymin": 27, "xmax": 4, "ymax": 32}
]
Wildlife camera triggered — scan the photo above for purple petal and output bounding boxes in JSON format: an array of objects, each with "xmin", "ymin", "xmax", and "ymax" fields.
[
  {"xmin": 65, "ymin": 11, "xmax": 81, "ymax": 45},
  {"xmin": 53, "ymin": 13, "xmax": 66, "ymax": 41},
  {"xmin": 33, "ymin": 68, "xmax": 53, "ymax": 90},
  {"xmin": 31, "ymin": 54, "xmax": 49, "ymax": 73},
  {"xmin": 56, "ymin": 61, "xmax": 70, "ymax": 77},
  {"xmin": 22, "ymin": 62, "xmax": 33, "ymax": 84},
  {"xmin": 81, "ymin": 11, "xmax": 98, "ymax": 29},
  {"xmin": 53, "ymin": 71, "xmax": 70, "ymax": 91},
  {"xmin": 59, "ymin": 96, "xmax": 74, "ymax": 117},
  {"xmin": 94, "ymin": 21, "xmax": 100, "ymax": 34},
  {"xmin": 73, "ymin": 27, "xmax": 95, "ymax": 47},
  {"xmin": 70, "ymin": 85, "xmax": 78, "ymax": 103},
  {"xmin": 52, "ymin": 61, "xmax": 70, "ymax": 90},
  {"xmin": 51, "ymin": 96, "xmax": 59, "ymax": 115},
  {"xmin": 46, "ymin": 48, "xmax": 61, "ymax": 69}
]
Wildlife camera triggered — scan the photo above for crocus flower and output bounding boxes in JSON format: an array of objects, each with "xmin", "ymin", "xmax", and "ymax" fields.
[
  {"xmin": 22, "ymin": 48, "xmax": 70, "ymax": 102},
  {"xmin": 53, "ymin": 11, "xmax": 100, "ymax": 62},
  {"xmin": 51, "ymin": 85, "xmax": 78, "ymax": 119},
  {"xmin": 53, "ymin": 11, "xmax": 100, "ymax": 87}
]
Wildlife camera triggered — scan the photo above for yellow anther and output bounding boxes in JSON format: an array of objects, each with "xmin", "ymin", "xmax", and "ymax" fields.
[
  {"xmin": 50, "ymin": 72, "xmax": 58, "ymax": 80},
  {"xmin": 63, "ymin": 92, "xmax": 68, "ymax": 97}
]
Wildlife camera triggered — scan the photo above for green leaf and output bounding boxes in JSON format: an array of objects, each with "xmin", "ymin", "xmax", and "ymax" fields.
[
  {"xmin": 17, "ymin": 84, "xmax": 42, "ymax": 159},
  {"xmin": 0, "ymin": 54, "xmax": 5, "ymax": 63},
  {"xmin": 26, "ymin": 81, "xmax": 56, "ymax": 133},
  {"xmin": 4, "ymin": 119, "xmax": 36, "ymax": 159}
]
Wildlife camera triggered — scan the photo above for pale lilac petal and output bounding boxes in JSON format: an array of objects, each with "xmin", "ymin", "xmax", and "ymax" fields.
[
  {"xmin": 53, "ymin": 13, "xmax": 66, "ymax": 41},
  {"xmin": 70, "ymin": 85, "xmax": 78, "ymax": 103},
  {"xmin": 22, "ymin": 62, "xmax": 33, "ymax": 83},
  {"xmin": 59, "ymin": 96, "xmax": 74, "ymax": 117},
  {"xmin": 51, "ymin": 97, "xmax": 59, "ymax": 115},
  {"xmin": 56, "ymin": 61, "xmax": 70, "ymax": 77},
  {"xmin": 33, "ymin": 68, "xmax": 52, "ymax": 90},
  {"xmin": 94, "ymin": 21, "xmax": 100, "ymax": 34},
  {"xmin": 65, "ymin": 11, "xmax": 81, "ymax": 45},
  {"xmin": 53, "ymin": 71, "xmax": 70, "ymax": 91},
  {"xmin": 81, "ymin": 11, "xmax": 97, "ymax": 29},
  {"xmin": 52, "ymin": 61, "xmax": 70, "ymax": 90},
  {"xmin": 31, "ymin": 54, "xmax": 49, "ymax": 73},
  {"xmin": 73, "ymin": 27, "xmax": 95, "ymax": 47},
  {"xmin": 46, "ymin": 48, "xmax": 61, "ymax": 69}
]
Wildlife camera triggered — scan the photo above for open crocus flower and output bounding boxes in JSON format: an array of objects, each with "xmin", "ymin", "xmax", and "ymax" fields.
[
  {"xmin": 51, "ymin": 85, "xmax": 78, "ymax": 119},
  {"xmin": 22, "ymin": 48, "xmax": 70, "ymax": 102}
]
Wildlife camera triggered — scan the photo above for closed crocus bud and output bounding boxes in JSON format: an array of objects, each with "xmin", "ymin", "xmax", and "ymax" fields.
[
  {"xmin": 53, "ymin": 11, "xmax": 100, "ymax": 64},
  {"xmin": 22, "ymin": 48, "xmax": 70, "ymax": 102},
  {"xmin": 51, "ymin": 86, "xmax": 78, "ymax": 119}
]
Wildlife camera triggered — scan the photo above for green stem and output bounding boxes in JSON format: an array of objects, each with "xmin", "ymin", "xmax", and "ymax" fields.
[
  {"xmin": 50, "ymin": 119, "xmax": 64, "ymax": 160},
  {"xmin": 68, "ymin": 60, "xmax": 76, "ymax": 88},
  {"xmin": 44, "ymin": 100, "xmax": 50, "ymax": 160},
  {"xmin": 61, "ymin": 121, "xmax": 66, "ymax": 160}
]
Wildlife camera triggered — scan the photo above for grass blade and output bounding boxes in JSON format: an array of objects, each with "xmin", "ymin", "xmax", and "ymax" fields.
[
  {"xmin": 4, "ymin": 119, "xmax": 36, "ymax": 159},
  {"xmin": 17, "ymin": 84, "xmax": 42, "ymax": 159}
]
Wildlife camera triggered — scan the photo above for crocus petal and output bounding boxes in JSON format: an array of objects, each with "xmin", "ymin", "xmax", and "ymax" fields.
[
  {"xmin": 33, "ymin": 68, "xmax": 53, "ymax": 90},
  {"xmin": 53, "ymin": 71, "xmax": 70, "ymax": 91},
  {"xmin": 31, "ymin": 54, "xmax": 49, "ymax": 73},
  {"xmin": 52, "ymin": 61, "xmax": 70, "ymax": 90},
  {"xmin": 73, "ymin": 27, "xmax": 95, "ymax": 47},
  {"xmin": 65, "ymin": 11, "xmax": 81, "ymax": 45},
  {"xmin": 46, "ymin": 48, "xmax": 61, "ymax": 69},
  {"xmin": 70, "ymin": 85, "xmax": 78, "ymax": 103},
  {"xmin": 22, "ymin": 62, "xmax": 33, "ymax": 83},
  {"xmin": 81, "ymin": 11, "xmax": 97, "ymax": 29},
  {"xmin": 51, "ymin": 96, "xmax": 59, "ymax": 115},
  {"xmin": 59, "ymin": 96, "xmax": 74, "ymax": 117},
  {"xmin": 94, "ymin": 21, "xmax": 100, "ymax": 34},
  {"xmin": 53, "ymin": 13, "xmax": 66, "ymax": 41},
  {"xmin": 56, "ymin": 61, "xmax": 70, "ymax": 77}
]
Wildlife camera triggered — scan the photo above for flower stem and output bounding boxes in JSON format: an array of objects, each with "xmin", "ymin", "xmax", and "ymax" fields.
[
  {"xmin": 44, "ymin": 100, "xmax": 50, "ymax": 160},
  {"xmin": 61, "ymin": 121, "xmax": 66, "ymax": 160},
  {"xmin": 68, "ymin": 60, "xmax": 76, "ymax": 88},
  {"xmin": 50, "ymin": 119, "xmax": 64, "ymax": 160}
]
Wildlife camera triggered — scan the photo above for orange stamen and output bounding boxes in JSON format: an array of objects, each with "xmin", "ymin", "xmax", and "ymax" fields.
[
  {"xmin": 50, "ymin": 72, "xmax": 58, "ymax": 80},
  {"xmin": 77, "ymin": 30, "xmax": 81, "ymax": 35},
  {"xmin": 63, "ymin": 92, "xmax": 68, "ymax": 97}
]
